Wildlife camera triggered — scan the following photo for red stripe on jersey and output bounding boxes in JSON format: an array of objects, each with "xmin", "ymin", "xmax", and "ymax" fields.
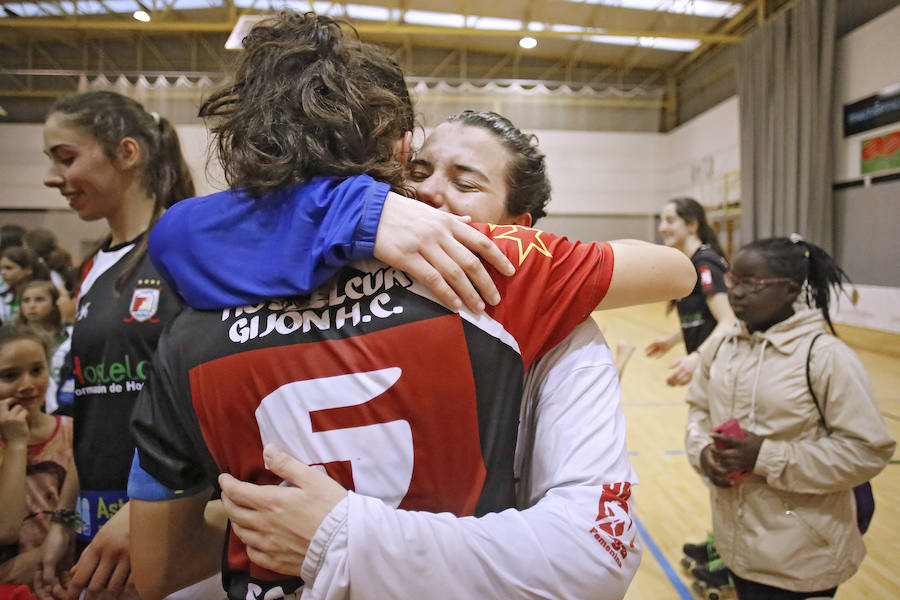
[{"xmin": 187, "ymin": 314, "xmax": 486, "ymax": 582}]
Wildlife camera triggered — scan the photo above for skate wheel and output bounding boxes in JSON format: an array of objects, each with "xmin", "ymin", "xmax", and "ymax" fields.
[
  {"xmin": 709, "ymin": 592, "xmax": 719, "ymax": 600},
  {"xmin": 691, "ymin": 580, "xmax": 706, "ymax": 594},
  {"xmin": 680, "ymin": 557, "xmax": 693, "ymax": 570}
]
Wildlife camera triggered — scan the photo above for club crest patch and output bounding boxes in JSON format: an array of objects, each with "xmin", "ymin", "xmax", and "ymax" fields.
[
  {"xmin": 699, "ymin": 265, "xmax": 713, "ymax": 291},
  {"xmin": 127, "ymin": 288, "xmax": 160, "ymax": 322}
]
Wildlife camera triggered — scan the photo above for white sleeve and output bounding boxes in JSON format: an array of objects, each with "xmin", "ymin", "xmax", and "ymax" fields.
[
  {"xmin": 302, "ymin": 319, "xmax": 641, "ymax": 600},
  {"xmin": 300, "ymin": 497, "xmax": 350, "ymax": 600}
]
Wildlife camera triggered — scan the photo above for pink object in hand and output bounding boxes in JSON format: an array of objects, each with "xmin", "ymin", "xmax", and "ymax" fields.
[{"xmin": 712, "ymin": 418, "xmax": 751, "ymax": 483}]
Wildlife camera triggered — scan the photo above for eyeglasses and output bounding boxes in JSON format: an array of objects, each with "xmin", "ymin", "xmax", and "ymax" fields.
[{"xmin": 724, "ymin": 273, "xmax": 795, "ymax": 293}]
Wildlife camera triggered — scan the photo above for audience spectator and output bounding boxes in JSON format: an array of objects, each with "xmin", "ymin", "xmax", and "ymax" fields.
[
  {"xmin": 0, "ymin": 225, "xmax": 26, "ymax": 254},
  {"xmin": 1, "ymin": 248, "xmax": 49, "ymax": 325},
  {"xmin": 13, "ymin": 281, "xmax": 69, "ymax": 415},
  {"xmin": 22, "ymin": 230, "xmax": 66, "ymax": 293},
  {"xmin": 0, "ymin": 326, "xmax": 76, "ymax": 592}
]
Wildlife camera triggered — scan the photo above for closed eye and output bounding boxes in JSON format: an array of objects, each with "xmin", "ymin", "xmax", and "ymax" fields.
[{"xmin": 454, "ymin": 180, "xmax": 479, "ymax": 192}]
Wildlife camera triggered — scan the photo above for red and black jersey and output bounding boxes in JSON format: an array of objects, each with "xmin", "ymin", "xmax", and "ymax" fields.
[
  {"xmin": 677, "ymin": 244, "xmax": 728, "ymax": 353},
  {"xmin": 131, "ymin": 225, "xmax": 613, "ymax": 599}
]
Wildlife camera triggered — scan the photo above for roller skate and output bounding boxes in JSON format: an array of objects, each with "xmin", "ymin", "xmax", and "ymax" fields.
[
  {"xmin": 680, "ymin": 532, "xmax": 717, "ymax": 570},
  {"xmin": 690, "ymin": 557, "xmax": 735, "ymax": 600}
]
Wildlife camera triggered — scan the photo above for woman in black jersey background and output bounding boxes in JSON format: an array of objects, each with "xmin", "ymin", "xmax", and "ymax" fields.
[
  {"xmin": 37, "ymin": 91, "xmax": 202, "ymax": 599},
  {"xmin": 645, "ymin": 197, "xmax": 737, "ymax": 386}
]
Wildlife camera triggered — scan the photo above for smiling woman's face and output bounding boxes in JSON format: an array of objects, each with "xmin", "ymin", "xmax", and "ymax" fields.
[
  {"xmin": 407, "ymin": 122, "xmax": 528, "ymax": 226},
  {"xmin": 42, "ymin": 113, "xmax": 130, "ymax": 222}
]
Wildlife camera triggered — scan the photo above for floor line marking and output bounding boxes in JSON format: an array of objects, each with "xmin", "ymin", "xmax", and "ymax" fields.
[{"xmin": 634, "ymin": 514, "xmax": 693, "ymax": 600}]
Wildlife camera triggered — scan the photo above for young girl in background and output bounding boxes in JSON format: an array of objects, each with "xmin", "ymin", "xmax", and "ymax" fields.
[
  {"xmin": 0, "ymin": 248, "xmax": 49, "ymax": 326},
  {"xmin": 15, "ymin": 281, "xmax": 64, "ymax": 342},
  {"xmin": 0, "ymin": 326, "xmax": 75, "ymax": 592},
  {"xmin": 14, "ymin": 281, "xmax": 70, "ymax": 415},
  {"xmin": 645, "ymin": 197, "xmax": 736, "ymax": 386},
  {"xmin": 684, "ymin": 236, "xmax": 895, "ymax": 599},
  {"xmin": 23, "ymin": 230, "xmax": 69, "ymax": 295}
]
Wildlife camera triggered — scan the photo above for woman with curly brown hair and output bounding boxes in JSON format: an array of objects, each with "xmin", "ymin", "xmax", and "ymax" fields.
[{"xmin": 148, "ymin": 14, "xmax": 516, "ymax": 314}]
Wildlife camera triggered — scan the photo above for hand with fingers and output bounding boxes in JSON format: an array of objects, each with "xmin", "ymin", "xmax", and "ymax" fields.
[
  {"xmin": 33, "ymin": 524, "xmax": 74, "ymax": 600},
  {"xmin": 65, "ymin": 504, "xmax": 134, "ymax": 600},
  {"xmin": 0, "ymin": 397, "xmax": 30, "ymax": 445},
  {"xmin": 711, "ymin": 431, "xmax": 763, "ymax": 475},
  {"xmin": 219, "ymin": 445, "xmax": 348, "ymax": 576},
  {"xmin": 644, "ymin": 333, "xmax": 678, "ymax": 359},
  {"xmin": 699, "ymin": 444, "xmax": 733, "ymax": 488},
  {"xmin": 374, "ymin": 193, "xmax": 515, "ymax": 313},
  {"xmin": 665, "ymin": 352, "xmax": 700, "ymax": 387}
]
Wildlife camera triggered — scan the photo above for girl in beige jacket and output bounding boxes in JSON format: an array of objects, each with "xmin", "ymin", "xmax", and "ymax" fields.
[{"xmin": 684, "ymin": 237, "xmax": 895, "ymax": 599}]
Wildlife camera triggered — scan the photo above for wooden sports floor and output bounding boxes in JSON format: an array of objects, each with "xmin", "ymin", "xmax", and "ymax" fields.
[{"xmin": 592, "ymin": 303, "xmax": 900, "ymax": 600}]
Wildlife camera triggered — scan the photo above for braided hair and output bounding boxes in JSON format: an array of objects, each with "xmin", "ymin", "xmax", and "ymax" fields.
[{"xmin": 743, "ymin": 236, "xmax": 852, "ymax": 334}]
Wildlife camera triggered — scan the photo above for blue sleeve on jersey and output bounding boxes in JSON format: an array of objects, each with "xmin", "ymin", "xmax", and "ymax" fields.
[
  {"xmin": 127, "ymin": 451, "xmax": 208, "ymax": 501},
  {"xmin": 149, "ymin": 174, "xmax": 390, "ymax": 310}
]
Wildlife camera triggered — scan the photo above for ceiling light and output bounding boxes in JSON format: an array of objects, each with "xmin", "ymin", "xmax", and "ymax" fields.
[
  {"xmin": 133, "ymin": 9, "xmax": 150, "ymax": 21},
  {"xmin": 519, "ymin": 37, "xmax": 537, "ymax": 49}
]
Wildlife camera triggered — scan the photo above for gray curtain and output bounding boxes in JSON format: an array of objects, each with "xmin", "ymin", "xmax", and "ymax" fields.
[{"xmin": 737, "ymin": 0, "xmax": 837, "ymax": 251}]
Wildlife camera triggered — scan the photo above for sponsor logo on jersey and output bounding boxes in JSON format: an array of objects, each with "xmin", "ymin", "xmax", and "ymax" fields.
[
  {"xmin": 72, "ymin": 355, "xmax": 150, "ymax": 395},
  {"xmin": 679, "ymin": 311, "xmax": 704, "ymax": 328},
  {"xmin": 699, "ymin": 265, "xmax": 714, "ymax": 291},
  {"xmin": 589, "ymin": 482, "xmax": 635, "ymax": 568},
  {"xmin": 125, "ymin": 282, "xmax": 161, "ymax": 323},
  {"xmin": 488, "ymin": 224, "xmax": 553, "ymax": 266},
  {"xmin": 76, "ymin": 490, "xmax": 127, "ymax": 543}
]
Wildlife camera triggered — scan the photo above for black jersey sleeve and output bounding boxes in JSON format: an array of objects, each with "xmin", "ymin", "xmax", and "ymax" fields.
[{"xmin": 130, "ymin": 323, "xmax": 218, "ymax": 496}]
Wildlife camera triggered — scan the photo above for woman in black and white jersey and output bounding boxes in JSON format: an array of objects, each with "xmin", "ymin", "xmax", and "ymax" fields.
[
  {"xmin": 38, "ymin": 91, "xmax": 197, "ymax": 599},
  {"xmin": 645, "ymin": 197, "xmax": 737, "ymax": 386}
]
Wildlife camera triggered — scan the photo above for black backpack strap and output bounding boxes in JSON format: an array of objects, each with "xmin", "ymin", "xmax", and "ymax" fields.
[{"xmin": 806, "ymin": 332, "xmax": 828, "ymax": 433}]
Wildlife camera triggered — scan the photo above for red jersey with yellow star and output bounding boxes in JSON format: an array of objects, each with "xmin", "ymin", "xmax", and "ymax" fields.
[
  {"xmin": 475, "ymin": 223, "xmax": 613, "ymax": 369},
  {"xmin": 131, "ymin": 225, "xmax": 613, "ymax": 599}
]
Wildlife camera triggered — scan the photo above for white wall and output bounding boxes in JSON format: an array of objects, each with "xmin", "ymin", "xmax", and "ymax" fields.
[
  {"xmin": 524, "ymin": 96, "xmax": 741, "ymax": 217},
  {"xmin": 0, "ymin": 123, "xmax": 222, "ymax": 210},
  {"xmin": 2, "ymin": 100, "xmax": 739, "ymax": 217},
  {"xmin": 660, "ymin": 96, "xmax": 741, "ymax": 203},
  {"xmin": 537, "ymin": 130, "xmax": 664, "ymax": 215},
  {"xmin": 834, "ymin": 3, "xmax": 900, "ymax": 182}
]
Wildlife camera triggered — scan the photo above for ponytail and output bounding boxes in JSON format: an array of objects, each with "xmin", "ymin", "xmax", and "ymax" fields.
[
  {"xmin": 669, "ymin": 197, "xmax": 727, "ymax": 259},
  {"xmin": 743, "ymin": 236, "xmax": 852, "ymax": 334},
  {"xmin": 153, "ymin": 116, "xmax": 196, "ymax": 210}
]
